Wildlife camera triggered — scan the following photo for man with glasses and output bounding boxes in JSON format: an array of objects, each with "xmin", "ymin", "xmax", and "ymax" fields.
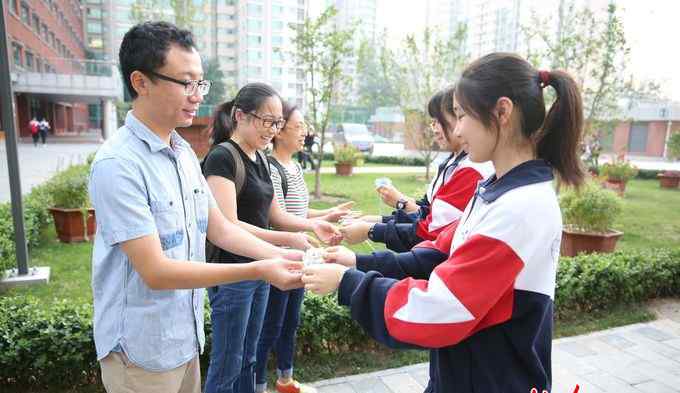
[{"xmin": 89, "ymin": 21, "xmax": 304, "ymax": 393}]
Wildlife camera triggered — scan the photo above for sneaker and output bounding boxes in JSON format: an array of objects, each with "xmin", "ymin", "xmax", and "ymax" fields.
[{"xmin": 275, "ymin": 379, "xmax": 317, "ymax": 393}]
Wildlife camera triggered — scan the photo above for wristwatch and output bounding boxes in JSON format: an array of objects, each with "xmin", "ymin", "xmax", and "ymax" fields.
[
  {"xmin": 367, "ymin": 224, "xmax": 376, "ymax": 241},
  {"xmin": 396, "ymin": 198, "xmax": 408, "ymax": 210}
]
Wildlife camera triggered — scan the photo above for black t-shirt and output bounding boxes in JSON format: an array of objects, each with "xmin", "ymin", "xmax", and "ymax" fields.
[{"xmin": 202, "ymin": 140, "xmax": 274, "ymax": 263}]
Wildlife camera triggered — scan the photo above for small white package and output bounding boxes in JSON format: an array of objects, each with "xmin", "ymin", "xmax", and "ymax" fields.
[{"xmin": 303, "ymin": 248, "xmax": 325, "ymax": 266}]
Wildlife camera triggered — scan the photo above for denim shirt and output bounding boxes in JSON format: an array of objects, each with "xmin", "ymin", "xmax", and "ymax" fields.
[{"xmin": 89, "ymin": 111, "xmax": 216, "ymax": 371}]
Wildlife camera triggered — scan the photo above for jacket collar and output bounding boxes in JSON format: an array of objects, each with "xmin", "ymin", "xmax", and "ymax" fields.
[{"xmin": 477, "ymin": 159, "xmax": 554, "ymax": 203}]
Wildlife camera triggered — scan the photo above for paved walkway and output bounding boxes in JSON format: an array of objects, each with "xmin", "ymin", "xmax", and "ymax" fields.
[
  {"xmin": 0, "ymin": 142, "xmax": 101, "ymax": 202},
  {"xmin": 311, "ymin": 319, "xmax": 680, "ymax": 393}
]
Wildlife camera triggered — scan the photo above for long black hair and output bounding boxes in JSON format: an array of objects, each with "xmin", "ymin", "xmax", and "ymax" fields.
[
  {"xmin": 211, "ymin": 82, "xmax": 280, "ymax": 146},
  {"xmin": 455, "ymin": 52, "xmax": 584, "ymax": 186}
]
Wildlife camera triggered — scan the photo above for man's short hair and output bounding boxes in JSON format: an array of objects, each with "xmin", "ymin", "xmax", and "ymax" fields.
[{"xmin": 119, "ymin": 21, "xmax": 196, "ymax": 100}]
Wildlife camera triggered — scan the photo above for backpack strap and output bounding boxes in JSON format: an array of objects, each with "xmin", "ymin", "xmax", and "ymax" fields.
[
  {"xmin": 218, "ymin": 142, "xmax": 246, "ymax": 197},
  {"xmin": 267, "ymin": 156, "xmax": 289, "ymax": 199}
]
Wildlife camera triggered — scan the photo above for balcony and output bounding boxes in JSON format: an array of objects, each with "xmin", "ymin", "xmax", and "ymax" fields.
[{"xmin": 10, "ymin": 58, "xmax": 123, "ymax": 102}]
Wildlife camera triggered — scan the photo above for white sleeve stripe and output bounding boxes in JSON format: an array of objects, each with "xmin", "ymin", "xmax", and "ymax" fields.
[
  {"xmin": 393, "ymin": 271, "xmax": 475, "ymax": 324},
  {"xmin": 428, "ymin": 199, "xmax": 463, "ymax": 232}
]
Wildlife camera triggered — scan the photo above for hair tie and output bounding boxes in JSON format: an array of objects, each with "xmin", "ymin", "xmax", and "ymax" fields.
[{"xmin": 538, "ymin": 70, "xmax": 550, "ymax": 89}]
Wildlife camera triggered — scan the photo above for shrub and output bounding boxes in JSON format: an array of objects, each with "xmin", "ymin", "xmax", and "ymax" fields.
[
  {"xmin": 0, "ymin": 183, "xmax": 53, "ymax": 276},
  {"xmin": 555, "ymin": 248, "xmax": 680, "ymax": 316},
  {"xmin": 3, "ymin": 248, "xmax": 680, "ymax": 387},
  {"xmin": 559, "ymin": 182, "xmax": 622, "ymax": 233},
  {"xmin": 667, "ymin": 132, "xmax": 680, "ymax": 161},
  {"xmin": 365, "ymin": 155, "xmax": 426, "ymax": 166},
  {"xmin": 601, "ymin": 159, "xmax": 638, "ymax": 183},
  {"xmin": 659, "ymin": 170, "xmax": 680, "ymax": 178},
  {"xmin": 333, "ymin": 144, "xmax": 363, "ymax": 166},
  {"xmin": 46, "ymin": 163, "xmax": 91, "ymax": 209}
]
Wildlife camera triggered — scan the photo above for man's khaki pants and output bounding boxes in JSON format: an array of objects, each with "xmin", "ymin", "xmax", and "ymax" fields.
[{"xmin": 100, "ymin": 351, "xmax": 200, "ymax": 393}]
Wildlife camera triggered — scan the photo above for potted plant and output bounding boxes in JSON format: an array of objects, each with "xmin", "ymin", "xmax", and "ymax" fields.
[
  {"xmin": 600, "ymin": 158, "xmax": 638, "ymax": 196},
  {"xmin": 559, "ymin": 182, "xmax": 623, "ymax": 257},
  {"xmin": 47, "ymin": 164, "xmax": 95, "ymax": 242},
  {"xmin": 658, "ymin": 170, "xmax": 680, "ymax": 189},
  {"xmin": 333, "ymin": 144, "xmax": 363, "ymax": 176}
]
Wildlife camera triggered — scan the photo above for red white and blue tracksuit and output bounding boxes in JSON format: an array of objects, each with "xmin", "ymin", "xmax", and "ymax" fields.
[
  {"xmin": 340, "ymin": 160, "xmax": 561, "ymax": 393},
  {"xmin": 372, "ymin": 152, "xmax": 494, "ymax": 252}
]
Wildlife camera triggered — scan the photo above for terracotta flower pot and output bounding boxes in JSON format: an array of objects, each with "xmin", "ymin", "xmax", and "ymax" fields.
[
  {"xmin": 49, "ymin": 207, "xmax": 96, "ymax": 243},
  {"xmin": 603, "ymin": 178, "xmax": 626, "ymax": 197},
  {"xmin": 560, "ymin": 228, "xmax": 623, "ymax": 257},
  {"xmin": 335, "ymin": 163, "xmax": 353, "ymax": 176},
  {"xmin": 658, "ymin": 174, "xmax": 680, "ymax": 189}
]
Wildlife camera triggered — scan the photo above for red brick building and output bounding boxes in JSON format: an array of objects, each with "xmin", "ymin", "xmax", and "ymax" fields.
[
  {"xmin": 604, "ymin": 101, "xmax": 680, "ymax": 158},
  {"xmin": 2, "ymin": 0, "xmax": 120, "ymax": 139}
]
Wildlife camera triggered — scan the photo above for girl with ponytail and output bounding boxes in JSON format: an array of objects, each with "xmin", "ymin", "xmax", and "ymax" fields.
[{"xmin": 300, "ymin": 53, "xmax": 584, "ymax": 393}]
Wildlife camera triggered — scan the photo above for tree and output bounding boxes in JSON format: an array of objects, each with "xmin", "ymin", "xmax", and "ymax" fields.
[
  {"xmin": 202, "ymin": 57, "xmax": 236, "ymax": 106},
  {"xmin": 355, "ymin": 35, "xmax": 400, "ymax": 114},
  {"xmin": 380, "ymin": 26, "xmax": 468, "ymax": 180},
  {"xmin": 130, "ymin": 0, "xmax": 197, "ymax": 29},
  {"xmin": 522, "ymin": 2, "xmax": 629, "ymax": 153},
  {"xmin": 290, "ymin": 6, "xmax": 355, "ymax": 199}
]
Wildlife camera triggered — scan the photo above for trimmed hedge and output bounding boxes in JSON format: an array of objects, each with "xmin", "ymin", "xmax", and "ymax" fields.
[
  {"xmin": 2, "ymin": 248, "xmax": 680, "ymax": 387},
  {"xmin": 0, "ymin": 183, "xmax": 53, "ymax": 276}
]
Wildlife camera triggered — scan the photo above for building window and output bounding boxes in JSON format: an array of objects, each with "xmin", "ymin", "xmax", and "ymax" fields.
[
  {"xmin": 12, "ymin": 42, "xmax": 22, "ymax": 67},
  {"xmin": 25, "ymin": 52, "xmax": 34, "ymax": 70},
  {"xmin": 49, "ymin": 32, "xmax": 55, "ymax": 47},
  {"xmin": 272, "ymin": 51, "xmax": 284, "ymax": 62},
  {"xmin": 247, "ymin": 35, "xmax": 262, "ymax": 46},
  {"xmin": 35, "ymin": 57, "xmax": 42, "ymax": 72},
  {"xmin": 272, "ymin": 20, "xmax": 284, "ymax": 31},
  {"xmin": 248, "ymin": 19, "xmax": 263, "ymax": 32},
  {"xmin": 10, "ymin": 0, "xmax": 18, "ymax": 14},
  {"xmin": 248, "ymin": 51, "xmax": 263, "ymax": 61},
  {"xmin": 41, "ymin": 23, "xmax": 48, "ymax": 40},
  {"xmin": 272, "ymin": 4, "xmax": 284, "ymax": 15},
  {"xmin": 248, "ymin": 66, "xmax": 262, "ymax": 77},
  {"xmin": 298, "ymin": 9, "xmax": 304, "ymax": 21},
  {"xmin": 87, "ymin": 23, "xmax": 102, "ymax": 34},
  {"xmin": 20, "ymin": 2, "xmax": 30, "ymax": 24},
  {"xmin": 271, "ymin": 35, "xmax": 283, "ymax": 46},
  {"xmin": 87, "ymin": 7, "xmax": 102, "ymax": 18},
  {"xmin": 272, "ymin": 67, "xmax": 283, "ymax": 77},
  {"xmin": 32, "ymin": 14, "xmax": 40, "ymax": 33},
  {"xmin": 247, "ymin": 3, "xmax": 263, "ymax": 16}
]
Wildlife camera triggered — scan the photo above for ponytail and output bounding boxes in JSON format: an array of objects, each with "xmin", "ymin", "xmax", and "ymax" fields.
[
  {"xmin": 210, "ymin": 100, "xmax": 236, "ymax": 146},
  {"xmin": 538, "ymin": 70, "xmax": 585, "ymax": 187}
]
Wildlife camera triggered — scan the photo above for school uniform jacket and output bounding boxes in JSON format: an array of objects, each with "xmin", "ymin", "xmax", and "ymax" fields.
[
  {"xmin": 339, "ymin": 160, "xmax": 561, "ymax": 393},
  {"xmin": 372, "ymin": 152, "xmax": 494, "ymax": 252}
]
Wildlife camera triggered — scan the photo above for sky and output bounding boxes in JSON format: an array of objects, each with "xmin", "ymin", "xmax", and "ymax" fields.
[{"xmin": 312, "ymin": 0, "xmax": 679, "ymax": 101}]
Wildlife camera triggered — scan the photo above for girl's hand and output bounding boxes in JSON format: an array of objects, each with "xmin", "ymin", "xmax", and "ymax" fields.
[
  {"xmin": 321, "ymin": 201, "xmax": 357, "ymax": 223},
  {"xmin": 255, "ymin": 258, "xmax": 304, "ymax": 291},
  {"xmin": 311, "ymin": 220, "xmax": 343, "ymax": 245},
  {"xmin": 339, "ymin": 221, "xmax": 372, "ymax": 244},
  {"xmin": 285, "ymin": 232, "xmax": 319, "ymax": 250},
  {"xmin": 301, "ymin": 264, "xmax": 349, "ymax": 295},
  {"xmin": 323, "ymin": 246, "xmax": 357, "ymax": 267},
  {"xmin": 376, "ymin": 185, "xmax": 404, "ymax": 208}
]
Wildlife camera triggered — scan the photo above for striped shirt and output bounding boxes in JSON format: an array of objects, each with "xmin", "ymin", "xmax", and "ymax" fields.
[{"xmin": 270, "ymin": 159, "xmax": 309, "ymax": 218}]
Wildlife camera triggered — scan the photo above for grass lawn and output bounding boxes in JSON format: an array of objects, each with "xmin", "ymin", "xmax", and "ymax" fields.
[
  {"xmin": 2, "ymin": 176, "xmax": 677, "ymax": 390},
  {"xmin": 614, "ymin": 179, "xmax": 680, "ymax": 250}
]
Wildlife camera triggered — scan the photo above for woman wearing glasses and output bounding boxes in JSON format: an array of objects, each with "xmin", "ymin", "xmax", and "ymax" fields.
[
  {"xmin": 201, "ymin": 83, "xmax": 342, "ymax": 393},
  {"xmin": 253, "ymin": 101, "xmax": 352, "ymax": 393}
]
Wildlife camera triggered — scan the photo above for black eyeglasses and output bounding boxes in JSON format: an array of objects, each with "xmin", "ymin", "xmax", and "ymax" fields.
[
  {"xmin": 145, "ymin": 70, "xmax": 212, "ymax": 96},
  {"xmin": 248, "ymin": 112, "xmax": 286, "ymax": 130}
]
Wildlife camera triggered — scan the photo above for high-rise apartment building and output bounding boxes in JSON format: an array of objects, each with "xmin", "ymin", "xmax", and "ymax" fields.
[{"xmin": 83, "ymin": 0, "xmax": 307, "ymax": 108}]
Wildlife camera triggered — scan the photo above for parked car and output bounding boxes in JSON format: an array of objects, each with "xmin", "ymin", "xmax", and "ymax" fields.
[{"xmin": 332, "ymin": 123, "xmax": 375, "ymax": 155}]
